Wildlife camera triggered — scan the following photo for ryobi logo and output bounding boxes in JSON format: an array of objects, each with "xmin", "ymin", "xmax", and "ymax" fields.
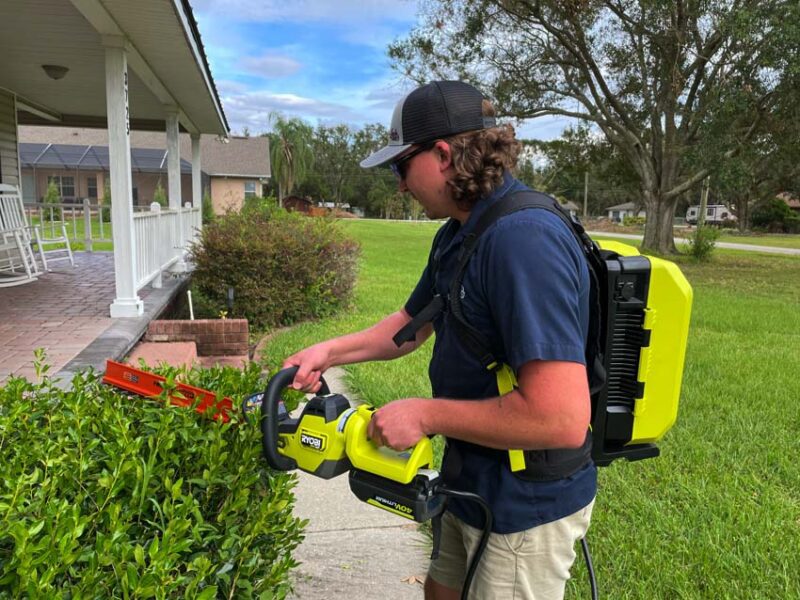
[{"xmin": 300, "ymin": 430, "xmax": 326, "ymax": 452}]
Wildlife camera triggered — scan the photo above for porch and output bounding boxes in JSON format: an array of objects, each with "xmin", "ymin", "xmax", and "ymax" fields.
[
  {"xmin": 0, "ymin": 0, "xmax": 228, "ymax": 319},
  {"xmin": 0, "ymin": 252, "xmax": 186, "ymax": 385},
  {"xmin": 0, "ymin": 251, "xmax": 186, "ymax": 384}
]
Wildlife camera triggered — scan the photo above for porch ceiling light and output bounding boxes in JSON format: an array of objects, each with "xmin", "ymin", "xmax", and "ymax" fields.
[{"xmin": 42, "ymin": 64, "xmax": 69, "ymax": 80}]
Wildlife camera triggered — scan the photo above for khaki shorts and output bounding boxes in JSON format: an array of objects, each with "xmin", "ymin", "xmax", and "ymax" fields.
[{"xmin": 428, "ymin": 500, "xmax": 594, "ymax": 600}]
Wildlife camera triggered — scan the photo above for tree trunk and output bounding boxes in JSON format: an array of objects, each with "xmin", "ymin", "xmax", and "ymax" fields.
[
  {"xmin": 736, "ymin": 197, "xmax": 750, "ymax": 233},
  {"xmin": 642, "ymin": 190, "xmax": 678, "ymax": 254}
]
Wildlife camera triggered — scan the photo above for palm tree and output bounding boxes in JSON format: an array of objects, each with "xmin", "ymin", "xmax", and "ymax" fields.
[{"xmin": 268, "ymin": 113, "xmax": 314, "ymax": 205}]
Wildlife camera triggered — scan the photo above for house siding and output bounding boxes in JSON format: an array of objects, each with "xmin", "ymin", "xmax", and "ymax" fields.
[
  {"xmin": 0, "ymin": 90, "xmax": 19, "ymax": 187},
  {"xmin": 24, "ymin": 168, "xmax": 192, "ymax": 206},
  {"xmin": 210, "ymin": 177, "xmax": 254, "ymax": 214}
]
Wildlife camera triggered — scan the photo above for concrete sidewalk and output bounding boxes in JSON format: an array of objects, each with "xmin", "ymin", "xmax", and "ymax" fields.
[
  {"xmin": 287, "ymin": 367, "xmax": 428, "ymax": 599},
  {"xmin": 587, "ymin": 230, "xmax": 800, "ymax": 255}
]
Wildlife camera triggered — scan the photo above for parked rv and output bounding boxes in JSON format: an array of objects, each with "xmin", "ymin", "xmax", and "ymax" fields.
[{"xmin": 686, "ymin": 204, "xmax": 736, "ymax": 225}]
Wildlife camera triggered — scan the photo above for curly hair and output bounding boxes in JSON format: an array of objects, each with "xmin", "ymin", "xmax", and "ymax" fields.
[{"xmin": 445, "ymin": 100, "xmax": 521, "ymax": 210}]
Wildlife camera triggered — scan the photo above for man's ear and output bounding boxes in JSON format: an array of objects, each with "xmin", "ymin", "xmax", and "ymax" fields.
[{"xmin": 433, "ymin": 140, "xmax": 453, "ymax": 171}]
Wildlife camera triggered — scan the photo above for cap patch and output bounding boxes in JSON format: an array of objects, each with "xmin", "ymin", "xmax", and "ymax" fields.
[{"xmin": 390, "ymin": 128, "xmax": 400, "ymax": 141}]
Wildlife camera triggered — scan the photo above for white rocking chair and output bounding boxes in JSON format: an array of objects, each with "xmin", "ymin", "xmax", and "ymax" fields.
[
  {"xmin": 0, "ymin": 183, "xmax": 74, "ymax": 271},
  {"xmin": 0, "ymin": 227, "xmax": 39, "ymax": 287}
]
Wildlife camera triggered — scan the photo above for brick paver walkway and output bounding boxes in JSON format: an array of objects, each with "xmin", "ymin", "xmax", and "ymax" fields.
[{"xmin": 0, "ymin": 252, "xmax": 152, "ymax": 383}]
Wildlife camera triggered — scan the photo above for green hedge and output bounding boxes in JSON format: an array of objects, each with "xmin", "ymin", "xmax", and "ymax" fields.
[
  {"xmin": 189, "ymin": 205, "xmax": 360, "ymax": 329},
  {"xmin": 751, "ymin": 197, "xmax": 800, "ymax": 233},
  {"xmin": 0, "ymin": 359, "xmax": 304, "ymax": 598}
]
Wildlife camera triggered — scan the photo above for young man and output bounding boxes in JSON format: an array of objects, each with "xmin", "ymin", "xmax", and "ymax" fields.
[{"xmin": 284, "ymin": 81, "xmax": 596, "ymax": 599}]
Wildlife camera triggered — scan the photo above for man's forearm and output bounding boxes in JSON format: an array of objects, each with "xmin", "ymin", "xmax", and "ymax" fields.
[
  {"xmin": 421, "ymin": 392, "xmax": 587, "ymax": 450},
  {"xmin": 327, "ymin": 309, "xmax": 430, "ymax": 366}
]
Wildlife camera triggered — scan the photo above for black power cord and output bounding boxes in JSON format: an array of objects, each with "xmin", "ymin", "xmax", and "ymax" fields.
[
  {"xmin": 435, "ymin": 490, "xmax": 598, "ymax": 600},
  {"xmin": 439, "ymin": 488, "xmax": 493, "ymax": 600},
  {"xmin": 581, "ymin": 537, "xmax": 598, "ymax": 600}
]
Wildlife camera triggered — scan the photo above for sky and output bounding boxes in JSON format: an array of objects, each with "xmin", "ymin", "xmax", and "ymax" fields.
[{"xmin": 191, "ymin": 0, "xmax": 572, "ymax": 140}]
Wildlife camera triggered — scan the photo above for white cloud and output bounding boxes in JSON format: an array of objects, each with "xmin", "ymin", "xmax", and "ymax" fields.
[
  {"xmin": 191, "ymin": 0, "xmax": 418, "ymax": 25},
  {"xmin": 242, "ymin": 53, "xmax": 303, "ymax": 78},
  {"xmin": 221, "ymin": 89, "xmax": 363, "ymax": 133},
  {"xmin": 515, "ymin": 116, "xmax": 577, "ymax": 141}
]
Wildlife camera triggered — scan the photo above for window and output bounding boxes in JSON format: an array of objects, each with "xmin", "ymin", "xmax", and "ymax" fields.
[
  {"xmin": 87, "ymin": 177, "xmax": 98, "ymax": 199},
  {"xmin": 61, "ymin": 176, "xmax": 75, "ymax": 198},
  {"xmin": 707, "ymin": 207, "xmax": 714, "ymax": 217},
  {"xmin": 46, "ymin": 175, "xmax": 76, "ymax": 201},
  {"xmin": 244, "ymin": 181, "xmax": 257, "ymax": 198}
]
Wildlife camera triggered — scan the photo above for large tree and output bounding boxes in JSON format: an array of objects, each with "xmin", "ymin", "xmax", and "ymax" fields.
[
  {"xmin": 390, "ymin": 0, "xmax": 799, "ymax": 252},
  {"xmin": 268, "ymin": 114, "xmax": 314, "ymax": 204},
  {"xmin": 521, "ymin": 125, "xmax": 640, "ymax": 215}
]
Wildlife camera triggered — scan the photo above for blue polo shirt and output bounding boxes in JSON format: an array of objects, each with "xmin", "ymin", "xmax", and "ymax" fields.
[{"xmin": 405, "ymin": 174, "xmax": 597, "ymax": 534}]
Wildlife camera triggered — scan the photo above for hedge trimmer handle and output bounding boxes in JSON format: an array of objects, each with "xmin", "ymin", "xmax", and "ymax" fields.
[{"xmin": 260, "ymin": 366, "xmax": 330, "ymax": 471}]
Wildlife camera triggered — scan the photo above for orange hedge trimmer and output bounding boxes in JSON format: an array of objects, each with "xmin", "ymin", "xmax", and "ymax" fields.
[{"xmin": 102, "ymin": 360, "xmax": 234, "ymax": 422}]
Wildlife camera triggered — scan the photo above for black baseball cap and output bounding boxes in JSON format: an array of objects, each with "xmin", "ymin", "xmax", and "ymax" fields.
[{"xmin": 360, "ymin": 80, "xmax": 497, "ymax": 169}]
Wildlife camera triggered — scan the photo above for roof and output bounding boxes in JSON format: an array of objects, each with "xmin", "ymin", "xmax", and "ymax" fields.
[
  {"xmin": 1, "ymin": 0, "xmax": 227, "ymax": 134},
  {"xmin": 561, "ymin": 200, "xmax": 581, "ymax": 211},
  {"xmin": 606, "ymin": 202, "xmax": 639, "ymax": 211},
  {"xmin": 19, "ymin": 126, "xmax": 269, "ymax": 178},
  {"xmin": 19, "ymin": 142, "xmax": 192, "ymax": 174}
]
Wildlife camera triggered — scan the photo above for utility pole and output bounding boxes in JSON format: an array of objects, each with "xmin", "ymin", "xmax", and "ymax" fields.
[
  {"xmin": 583, "ymin": 171, "xmax": 589, "ymax": 218},
  {"xmin": 698, "ymin": 177, "xmax": 710, "ymax": 228}
]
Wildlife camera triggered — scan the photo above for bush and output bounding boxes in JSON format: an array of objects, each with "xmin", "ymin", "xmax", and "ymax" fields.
[
  {"xmin": 190, "ymin": 207, "xmax": 360, "ymax": 329},
  {"xmin": 622, "ymin": 215, "xmax": 646, "ymax": 227},
  {"xmin": 153, "ymin": 181, "xmax": 167, "ymax": 207},
  {"xmin": 0, "ymin": 358, "xmax": 304, "ymax": 598},
  {"xmin": 201, "ymin": 190, "xmax": 215, "ymax": 225},
  {"xmin": 686, "ymin": 224, "xmax": 720, "ymax": 261},
  {"xmin": 101, "ymin": 179, "xmax": 112, "ymax": 223},
  {"xmin": 751, "ymin": 198, "xmax": 800, "ymax": 233},
  {"xmin": 43, "ymin": 180, "xmax": 62, "ymax": 222}
]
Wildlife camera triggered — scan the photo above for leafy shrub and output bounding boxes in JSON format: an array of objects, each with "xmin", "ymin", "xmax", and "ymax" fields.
[
  {"xmin": 686, "ymin": 225, "xmax": 720, "ymax": 261},
  {"xmin": 101, "ymin": 179, "xmax": 112, "ymax": 223},
  {"xmin": 0, "ymin": 359, "xmax": 305, "ymax": 598},
  {"xmin": 751, "ymin": 197, "xmax": 800, "ymax": 233},
  {"xmin": 43, "ymin": 180, "xmax": 62, "ymax": 222},
  {"xmin": 201, "ymin": 190, "xmax": 215, "ymax": 225},
  {"xmin": 622, "ymin": 215, "xmax": 646, "ymax": 227},
  {"xmin": 153, "ymin": 181, "xmax": 168, "ymax": 207},
  {"xmin": 190, "ymin": 207, "xmax": 360, "ymax": 329}
]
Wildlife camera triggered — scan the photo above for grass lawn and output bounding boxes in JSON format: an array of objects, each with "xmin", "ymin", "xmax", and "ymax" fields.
[
  {"xmin": 30, "ymin": 213, "xmax": 114, "ymax": 252},
  {"xmin": 259, "ymin": 219, "xmax": 800, "ymax": 599},
  {"xmin": 714, "ymin": 232, "xmax": 800, "ymax": 249}
]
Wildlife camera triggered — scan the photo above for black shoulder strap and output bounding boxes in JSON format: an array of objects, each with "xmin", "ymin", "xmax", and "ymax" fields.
[
  {"xmin": 448, "ymin": 190, "xmax": 576, "ymax": 369},
  {"xmin": 392, "ymin": 219, "xmax": 457, "ymax": 347},
  {"xmin": 449, "ymin": 191, "xmax": 606, "ymax": 388}
]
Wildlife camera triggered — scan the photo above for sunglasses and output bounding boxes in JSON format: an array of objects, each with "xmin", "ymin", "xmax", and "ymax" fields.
[{"xmin": 390, "ymin": 143, "xmax": 434, "ymax": 180}]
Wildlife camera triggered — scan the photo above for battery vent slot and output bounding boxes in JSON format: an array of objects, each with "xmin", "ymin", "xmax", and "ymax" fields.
[{"xmin": 606, "ymin": 309, "xmax": 646, "ymax": 407}]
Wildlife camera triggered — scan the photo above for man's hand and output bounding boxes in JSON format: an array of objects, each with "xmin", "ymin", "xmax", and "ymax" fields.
[
  {"xmin": 282, "ymin": 343, "xmax": 332, "ymax": 393},
  {"xmin": 367, "ymin": 398, "xmax": 431, "ymax": 451}
]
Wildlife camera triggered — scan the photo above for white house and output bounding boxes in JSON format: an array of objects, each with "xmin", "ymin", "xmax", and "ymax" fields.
[
  {"xmin": 0, "ymin": 0, "xmax": 229, "ymax": 317},
  {"xmin": 606, "ymin": 202, "xmax": 646, "ymax": 223}
]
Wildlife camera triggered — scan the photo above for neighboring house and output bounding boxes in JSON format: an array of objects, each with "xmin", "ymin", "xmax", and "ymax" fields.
[
  {"xmin": 777, "ymin": 192, "xmax": 800, "ymax": 214},
  {"xmin": 561, "ymin": 200, "xmax": 580, "ymax": 218},
  {"xmin": 283, "ymin": 195, "xmax": 313, "ymax": 213},
  {"xmin": 18, "ymin": 141, "xmax": 195, "ymax": 206},
  {"xmin": 606, "ymin": 202, "xmax": 646, "ymax": 222},
  {"xmin": 18, "ymin": 126, "xmax": 270, "ymax": 214}
]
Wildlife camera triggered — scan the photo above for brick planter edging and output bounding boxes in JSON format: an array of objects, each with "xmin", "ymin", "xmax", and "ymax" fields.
[{"xmin": 146, "ymin": 319, "xmax": 249, "ymax": 356}]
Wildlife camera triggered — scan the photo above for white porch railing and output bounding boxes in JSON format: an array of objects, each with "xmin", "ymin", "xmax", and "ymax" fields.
[{"xmin": 133, "ymin": 204, "xmax": 201, "ymax": 292}]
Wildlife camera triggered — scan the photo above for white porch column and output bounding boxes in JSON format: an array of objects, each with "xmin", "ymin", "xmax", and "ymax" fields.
[
  {"xmin": 165, "ymin": 107, "xmax": 181, "ymax": 209},
  {"xmin": 104, "ymin": 36, "xmax": 143, "ymax": 318},
  {"xmin": 165, "ymin": 107, "xmax": 187, "ymax": 272},
  {"xmin": 191, "ymin": 133, "xmax": 202, "ymax": 218}
]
